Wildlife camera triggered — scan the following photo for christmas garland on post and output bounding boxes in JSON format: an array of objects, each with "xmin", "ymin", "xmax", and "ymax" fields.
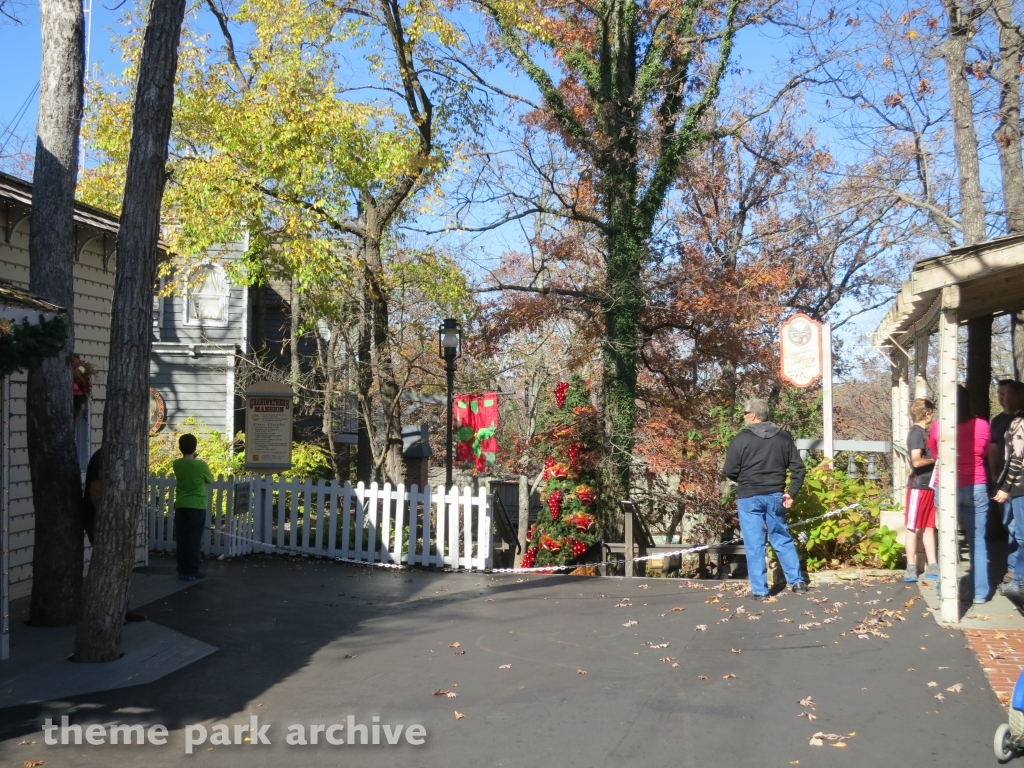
[
  {"xmin": 0, "ymin": 313, "xmax": 70, "ymax": 377},
  {"xmin": 521, "ymin": 374, "xmax": 602, "ymax": 569}
]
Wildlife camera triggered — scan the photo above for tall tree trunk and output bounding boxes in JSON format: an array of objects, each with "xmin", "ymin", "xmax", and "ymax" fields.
[
  {"xmin": 363, "ymin": 226, "xmax": 404, "ymax": 484},
  {"xmin": 74, "ymin": 0, "xmax": 186, "ymax": 662},
  {"xmin": 598, "ymin": 210, "xmax": 643, "ymax": 536},
  {"xmin": 990, "ymin": 0, "xmax": 1024, "ymax": 371},
  {"xmin": 289, "ymin": 274, "xmax": 301, "ymax": 387},
  {"xmin": 26, "ymin": 0, "xmax": 85, "ymax": 627},
  {"xmin": 942, "ymin": 0, "xmax": 990, "ymax": 413},
  {"xmin": 355, "ymin": 273, "xmax": 374, "ymax": 484}
]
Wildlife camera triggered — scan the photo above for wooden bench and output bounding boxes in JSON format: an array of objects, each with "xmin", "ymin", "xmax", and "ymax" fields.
[{"xmin": 602, "ymin": 500, "xmax": 745, "ymax": 579}]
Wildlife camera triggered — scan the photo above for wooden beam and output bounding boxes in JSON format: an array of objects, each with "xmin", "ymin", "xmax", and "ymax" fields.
[{"xmin": 937, "ymin": 287, "xmax": 959, "ymax": 624}]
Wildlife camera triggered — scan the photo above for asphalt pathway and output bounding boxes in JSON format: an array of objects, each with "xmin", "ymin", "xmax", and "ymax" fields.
[{"xmin": 0, "ymin": 555, "xmax": 1010, "ymax": 767}]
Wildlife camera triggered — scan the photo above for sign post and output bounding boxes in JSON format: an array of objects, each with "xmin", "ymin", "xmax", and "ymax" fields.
[
  {"xmin": 244, "ymin": 381, "xmax": 294, "ymax": 472},
  {"xmin": 779, "ymin": 314, "xmax": 833, "ymax": 463}
]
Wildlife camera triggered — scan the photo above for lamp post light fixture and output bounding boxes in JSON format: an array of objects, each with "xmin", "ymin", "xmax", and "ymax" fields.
[{"xmin": 438, "ymin": 318, "xmax": 461, "ymax": 489}]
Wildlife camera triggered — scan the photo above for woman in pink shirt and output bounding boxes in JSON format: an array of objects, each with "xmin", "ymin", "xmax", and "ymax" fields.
[{"xmin": 930, "ymin": 385, "xmax": 991, "ymax": 602}]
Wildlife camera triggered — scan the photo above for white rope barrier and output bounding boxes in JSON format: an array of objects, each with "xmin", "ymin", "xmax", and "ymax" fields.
[{"xmin": 150, "ymin": 502, "xmax": 863, "ymax": 576}]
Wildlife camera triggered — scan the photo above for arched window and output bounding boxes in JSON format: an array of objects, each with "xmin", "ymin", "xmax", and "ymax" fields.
[{"xmin": 185, "ymin": 263, "xmax": 229, "ymax": 325}]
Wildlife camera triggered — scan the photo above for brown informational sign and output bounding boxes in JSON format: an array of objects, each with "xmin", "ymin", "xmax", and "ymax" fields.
[
  {"xmin": 779, "ymin": 313, "xmax": 823, "ymax": 388},
  {"xmin": 244, "ymin": 381, "xmax": 294, "ymax": 471}
]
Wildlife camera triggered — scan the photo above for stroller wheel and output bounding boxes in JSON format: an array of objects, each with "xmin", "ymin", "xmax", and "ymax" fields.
[{"xmin": 995, "ymin": 723, "xmax": 1016, "ymax": 762}]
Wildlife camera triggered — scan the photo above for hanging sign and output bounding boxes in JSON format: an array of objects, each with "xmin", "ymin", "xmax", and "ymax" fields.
[
  {"xmin": 244, "ymin": 381, "xmax": 294, "ymax": 470},
  {"xmin": 779, "ymin": 313, "xmax": 823, "ymax": 388}
]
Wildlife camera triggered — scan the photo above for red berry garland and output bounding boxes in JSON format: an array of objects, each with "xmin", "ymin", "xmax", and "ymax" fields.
[
  {"xmin": 521, "ymin": 547, "xmax": 538, "ymax": 568},
  {"xmin": 554, "ymin": 381, "xmax": 569, "ymax": 408},
  {"xmin": 568, "ymin": 539, "xmax": 588, "ymax": 558},
  {"xmin": 547, "ymin": 489, "xmax": 563, "ymax": 520}
]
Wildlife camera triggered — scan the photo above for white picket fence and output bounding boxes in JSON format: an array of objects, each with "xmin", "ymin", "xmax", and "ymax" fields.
[{"xmin": 147, "ymin": 475, "xmax": 494, "ymax": 570}]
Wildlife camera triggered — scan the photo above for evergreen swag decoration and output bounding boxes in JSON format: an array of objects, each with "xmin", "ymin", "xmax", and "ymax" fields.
[
  {"xmin": 521, "ymin": 374, "xmax": 601, "ymax": 569},
  {"xmin": 0, "ymin": 313, "xmax": 69, "ymax": 377}
]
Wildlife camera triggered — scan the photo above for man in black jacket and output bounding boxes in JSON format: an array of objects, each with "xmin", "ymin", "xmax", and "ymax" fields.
[{"xmin": 722, "ymin": 399, "xmax": 808, "ymax": 598}]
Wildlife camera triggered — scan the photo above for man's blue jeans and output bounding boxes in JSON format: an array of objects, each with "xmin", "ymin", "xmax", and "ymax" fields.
[
  {"xmin": 957, "ymin": 484, "xmax": 990, "ymax": 601},
  {"xmin": 1012, "ymin": 497, "xmax": 1024, "ymax": 583},
  {"xmin": 1004, "ymin": 501, "xmax": 1018, "ymax": 575},
  {"xmin": 737, "ymin": 492, "xmax": 804, "ymax": 596}
]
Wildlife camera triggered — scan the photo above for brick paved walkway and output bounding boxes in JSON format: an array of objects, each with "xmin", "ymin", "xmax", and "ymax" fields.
[{"xmin": 964, "ymin": 629, "xmax": 1024, "ymax": 708}]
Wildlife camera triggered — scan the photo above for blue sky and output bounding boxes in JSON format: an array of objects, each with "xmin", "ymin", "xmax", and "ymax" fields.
[{"xmin": 0, "ymin": 2, "xmax": 923, "ymax": 357}]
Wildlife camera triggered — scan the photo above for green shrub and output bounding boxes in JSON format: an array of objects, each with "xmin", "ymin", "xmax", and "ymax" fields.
[{"xmin": 788, "ymin": 462, "xmax": 903, "ymax": 571}]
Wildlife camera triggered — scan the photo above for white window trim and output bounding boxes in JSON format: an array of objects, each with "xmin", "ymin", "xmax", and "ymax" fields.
[{"xmin": 183, "ymin": 261, "xmax": 231, "ymax": 329}]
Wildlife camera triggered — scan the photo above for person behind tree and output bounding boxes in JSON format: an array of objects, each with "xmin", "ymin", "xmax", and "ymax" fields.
[
  {"xmin": 989, "ymin": 379, "xmax": 1020, "ymax": 587},
  {"xmin": 932, "ymin": 385, "xmax": 991, "ymax": 603},
  {"xmin": 172, "ymin": 433, "xmax": 213, "ymax": 581},
  {"xmin": 903, "ymin": 398, "xmax": 938, "ymax": 583},
  {"xmin": 995, "ymin": 382, "xmax": 1024, "ymax": 603},
  {"xmin": 722, "ymin": 399, "xmax": 808, "ymax": 599}
]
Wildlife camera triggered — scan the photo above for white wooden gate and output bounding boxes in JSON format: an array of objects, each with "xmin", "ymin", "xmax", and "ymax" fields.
[{"xmin": 147, "ymin": 475, "xmax": 493, "ymax": 570}]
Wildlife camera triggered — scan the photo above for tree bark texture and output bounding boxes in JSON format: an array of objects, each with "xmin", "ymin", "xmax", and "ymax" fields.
[
  {"xmin": 26, "ymin": 0, "xmax": 85, "ymax": 627},
  {"xmin": 74, "ymin": 0, "xmax": 186, "ymax": 662},
  {"xmin": 991, "ymin": 0, "xmax": 1024, "ymax": 235},
  {"xmin": 941, "ymin": 0, "xmax": 987, "ymax": 246},
  {"xmin": 942, "ymin": 1, "xmax": 990, "ymax": 415}
]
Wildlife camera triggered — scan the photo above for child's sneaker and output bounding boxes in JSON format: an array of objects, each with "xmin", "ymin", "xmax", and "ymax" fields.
[
  {"xmin": 904, "ymin": 565, "xmax": 919, "ymax": 583},
  {"xmin": 924, "ymin": 564, "xmax": 939, "ymax": 580}
]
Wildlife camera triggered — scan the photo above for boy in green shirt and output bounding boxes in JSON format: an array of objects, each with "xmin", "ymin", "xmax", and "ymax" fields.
[{"xmin": 173, "ymin": 433, "xmax": 214, "ymax": 580}]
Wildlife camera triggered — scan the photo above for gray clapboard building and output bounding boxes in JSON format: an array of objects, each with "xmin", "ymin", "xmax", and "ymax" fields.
[{"xmin": 150, "ymin": 241, "xmax": 251, "ymax": 439}]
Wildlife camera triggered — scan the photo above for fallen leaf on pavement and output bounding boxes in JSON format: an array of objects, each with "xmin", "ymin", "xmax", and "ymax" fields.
[
  {"xmin": 449, "ymin": 642, "xmax": 461, "ymax": 648},
  {"xmin": 706, "ymin": 595, "xmax": 721, "ymax": 604},
  {"xmin": 622, "ymin": 620, "xmax": 638, "ymax": 627},
  {"xmin": 672, "ymin": 662, "xmax": 680, "ymax": 668},
  {"xmin": 499, "ymin": 664, "xmax": 512, "ymax": 669},
  {"xmin": 927, "ymin": 681, "xmax": 938, "ymax": 687},
  {"xmin": 455, "ymin": 650, "xmax": 466, "ymax": 655},
  {"xmin": 433, "ymin": 689, "xmax": 451, "ymax": 696},
  {"xmin": 446, "ymin": 692, "xmax": 457, "ymax": 698},
  {"xmin": 723, "ymin": 673, "xmax": 739, "ymax": 679},
  {"xmin": 904, "ymin": 596, "xmax": 921, "ymax": 607},
  {"xmin": 695, "ymin": 624, "xmax": 708, "ymax": 631},
  {"xmin": 344, "ymin": 653, "xmax": 355, "ymax": 658},
  {"xmin": 660, "ymin": 656, "xmax": 675, "ymax": 662},
  {"xmin": 934, "ymin": 693, "xmax": 945, "ymax": 702},
  {"xmin": 809, "ymin": 737, "xmax": 823, "ymax": 746},
  {"xmin": 23, "ymin": 762, "xmax": 44, "ymax": 768},
  {"xmin": 991, "ymin": 651, "xmax": 1005, "ymax": 660},
  {"xmin": 671, "ymin": 606, "xmax": 685, "ymax": 612},
  {"xmin": 946, "ymin": 683, "xmax": 963, "ymax": 693},
  {"xmin": 454, "ymin": 711, "xmax": 465, "ymax": 720},
  {"xmin": 797, "ymin": 712, "xmax": 817, "ymax": 721},
  {"xmin": 18, "ymin": 741, "xmax": 36, "ymax": 746},
  {"xmin": 577, "ymin": 669, "xmax": 587, "ymax": 675},
  {"xmin": 799, "ymin": 697, "xmax": 814, "ymax": 707},
  {"xmin": 831, "ymin": 742, "xmax": 847, "ymax": 748},
  {"xmin": 732, "ymin": 648, "xmax": 742, "ymax": 654},
  {"xmin": 638, "ymin": 584, "xmax": 650, "ymax": 589},
  {"xmin": 938, "ymin": 666, "xmax": 948, "ymax": 670}
]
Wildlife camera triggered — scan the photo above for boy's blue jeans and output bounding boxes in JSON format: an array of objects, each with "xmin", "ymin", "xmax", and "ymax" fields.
[
  {"xmin": 737, "ymin": 492, "xmax": 804, "ymax": 596},
  {"xmin": 957, "ymin": 485, "xmax": 990, "ymax": 601},
  {"xmin": 1012, "ymin": 496, "xmax": 1024, "ymax": 584}
]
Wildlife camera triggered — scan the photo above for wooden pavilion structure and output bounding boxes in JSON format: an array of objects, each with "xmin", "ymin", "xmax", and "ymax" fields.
[{"xmin": 873, "ymin": 232, "xmax": 1024, "ymax": 623}]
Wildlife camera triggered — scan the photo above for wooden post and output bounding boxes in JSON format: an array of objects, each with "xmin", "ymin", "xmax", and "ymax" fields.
[
  {"xmin": 915, "ymin": 332, "xmax": 931, "ymax": 399},
  {"xmin": 891, "ymin": 348, "xmax": 910, "ymax": 504},
  {"xmin": 623, "ymin": 500, "xmax": 635, "ymax": 579},
  {"xmin": 514, "ymin": 474, "xmax": 530, "ymax": 568},
  {"xmin": 822, "ymin": 323, "xmax": 834, "ymax": 463},
  {"xmin": 937, "ymin": 287, "xmax": 960, "ymax": 624}
]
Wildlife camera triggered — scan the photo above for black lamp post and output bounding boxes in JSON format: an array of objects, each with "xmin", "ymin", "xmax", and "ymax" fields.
[{"xmin": 439, "ymin": 318, "xmax": 461, "ymax": 489}]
